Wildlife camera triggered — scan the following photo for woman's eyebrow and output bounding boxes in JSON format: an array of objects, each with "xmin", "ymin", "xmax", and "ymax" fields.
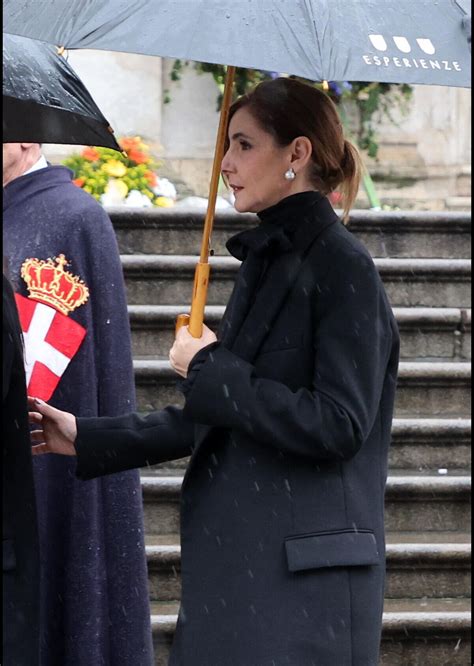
[{"xmin": 230, "ymin": 131, "xmax": 253, "ymax": 141}]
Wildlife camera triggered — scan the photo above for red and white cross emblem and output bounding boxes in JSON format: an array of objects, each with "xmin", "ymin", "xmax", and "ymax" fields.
[{"xmin": 15, "ymin": 293, "xmax": 86, "ymax": 401}]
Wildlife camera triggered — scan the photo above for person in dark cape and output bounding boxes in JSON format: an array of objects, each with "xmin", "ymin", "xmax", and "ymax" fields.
[
  {"xmin": 3, "ymin": 273, "xmax": 40, "ymax": 666},
  {"xmin": 3, "ymin": 142, "xmax": 153, "ymax": 665}
]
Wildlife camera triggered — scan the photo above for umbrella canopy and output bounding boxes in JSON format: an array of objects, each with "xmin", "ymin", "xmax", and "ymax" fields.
[
  {"xmin": 3, "ymin": 33, "xmax": 121, "ymax": 149},
  {"xmin": 3, "ymin": 0, "xmax": 471, "ymax": 87}
]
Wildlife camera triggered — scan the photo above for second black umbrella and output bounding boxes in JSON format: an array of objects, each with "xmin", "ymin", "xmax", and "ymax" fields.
[{"xmin": 3, "ymin": 33, "xmax": 121, "ymax": 151}]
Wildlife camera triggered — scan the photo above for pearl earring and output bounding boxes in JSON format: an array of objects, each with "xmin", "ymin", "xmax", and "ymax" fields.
[{"xmin": 284, "ymin": 168, "xmax": 296, "ymax": 181}]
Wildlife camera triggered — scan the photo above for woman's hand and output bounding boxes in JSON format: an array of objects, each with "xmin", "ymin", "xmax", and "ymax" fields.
[
  {"xmin": 28, "ymin": 397, "xmax": 78, "ymax": 456},
  {"xmin": 169, "ymin": 324, "xmax": 217, "ymax": 378}
]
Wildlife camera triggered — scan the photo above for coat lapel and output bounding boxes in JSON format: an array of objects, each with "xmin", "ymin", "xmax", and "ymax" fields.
[
  {"xmin": 229, "ymin": 203, "xmax": 339, "ymax": 363},
  {"xmin": 230, "ymin": 249, "xmax": 303, "ymax": 363}
]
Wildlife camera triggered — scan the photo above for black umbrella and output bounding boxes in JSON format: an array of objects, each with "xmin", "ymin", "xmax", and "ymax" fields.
[{"xmin": 3, "ymin": 33, "xmax": 121, "ymax": 150}]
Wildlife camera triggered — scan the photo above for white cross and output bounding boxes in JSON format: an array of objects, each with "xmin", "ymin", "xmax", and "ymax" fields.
[{"xmin": 23, "ymin": 302, "xmax": 70, "ymax": 386}]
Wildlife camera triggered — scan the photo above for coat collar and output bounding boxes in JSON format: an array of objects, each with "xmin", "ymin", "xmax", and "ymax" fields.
[
  {"xmin": 226, "ymin": 191, "xmax": 338, "ymax": 261},
  {"xmin": 227, "ymin": 192, "xmax": 340, "ymax": 362},
  {"xmin": 3, "ymin": 165, "xmax": 73, "ymax": 212}
]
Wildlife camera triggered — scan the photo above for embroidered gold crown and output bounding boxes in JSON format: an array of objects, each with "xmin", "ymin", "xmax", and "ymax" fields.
[{"xmin": 21, "ymin": 254, "xmax": 89, "ymax": 316}]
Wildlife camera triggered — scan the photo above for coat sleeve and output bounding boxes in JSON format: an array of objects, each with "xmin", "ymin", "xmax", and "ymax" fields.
[
  {"xmin": 183, "ymin": 250, "xmax": 395, "ymax": 462},
  {"xmin": 75, "ymin": 405, "xmax": 195, "ymax": 479}
]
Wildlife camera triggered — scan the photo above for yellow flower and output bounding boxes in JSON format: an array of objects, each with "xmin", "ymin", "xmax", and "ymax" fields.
[
  {"xmin": 105, "ymin": 178, "xmax": 129, "ymax": 199},
  {"xmin": 102, "ymin": 160, "xmax": 127, "ymax": 177},
  {"xmin": 155, "ymin": 196, "xmax": 174, "ymax": 208}
]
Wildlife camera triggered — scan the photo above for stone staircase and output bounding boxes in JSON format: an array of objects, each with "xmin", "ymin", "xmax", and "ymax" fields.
[{"xmin": 109, "ymin": 207, "xmax": 471, "ymax": 666}]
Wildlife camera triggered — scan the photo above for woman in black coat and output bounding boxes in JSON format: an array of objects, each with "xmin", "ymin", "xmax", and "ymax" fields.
[{"xmin": 30, "ymin": 78, "xmax": 400, "ymax": 666}]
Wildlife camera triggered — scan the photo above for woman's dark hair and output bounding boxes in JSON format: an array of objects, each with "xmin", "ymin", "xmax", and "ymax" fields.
[{"xmin": 225, "ymin": 77, "xmax": 363, "ymax": 222}]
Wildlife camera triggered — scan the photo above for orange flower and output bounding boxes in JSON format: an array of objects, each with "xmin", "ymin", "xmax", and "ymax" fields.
[
  {"xmin": 127, "ymin": 148, "xmax": 149, "ymax": 164},
  {"xmin": 120, "ymin": 136, "xmax": 141, "ymax": 152},
  {"xmin": 144, "ymin": 170, "xmax": 157, "ymax": 187},
  {"xmin": 82, "ymin": 147, "xmax": 100, "ymax": 161},
  {"xmin": 73, "ymin": 177, "xmax": 85, "ymax": 187}
]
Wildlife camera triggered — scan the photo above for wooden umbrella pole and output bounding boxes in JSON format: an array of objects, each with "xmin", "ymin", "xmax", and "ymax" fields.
[{"xmin": 176, "ymin": 65, "xmax": 236, "ymax": 338}]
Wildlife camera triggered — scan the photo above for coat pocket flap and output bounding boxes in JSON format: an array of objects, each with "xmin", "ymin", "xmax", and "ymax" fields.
[
  {"xmin": 3, "ymin": 538, "xmax": 16, "ymax": 571},
  {"xmin": 285, "ymin": 530, "xmax": 379, "ymax": 572}
]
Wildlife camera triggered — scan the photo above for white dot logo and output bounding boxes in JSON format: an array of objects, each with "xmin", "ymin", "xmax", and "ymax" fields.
[
  {"xmin": 416, "ymin": 38, "xmax": 436, "ymax": 55},
  {"xmin": 393, "ymin": 36, "xmax": 411, "ymax": 53},
  {"xmin": 369, "ymin": 34, "xmax": 388, "ymax": 51},
  {"xmin": 369, "ymin": 34, "xmax": 437, "ymax": 56}
]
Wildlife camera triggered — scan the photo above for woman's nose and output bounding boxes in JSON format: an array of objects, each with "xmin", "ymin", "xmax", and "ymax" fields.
[{"xmin": 221, "ymin": 149, "xmax": 233, "ymax": 173}]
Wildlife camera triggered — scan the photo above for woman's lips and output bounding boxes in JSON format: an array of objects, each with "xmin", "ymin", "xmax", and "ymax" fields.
[{"xmin": 230, "ymin": 185, "xmax": 244, "ymax": 194}]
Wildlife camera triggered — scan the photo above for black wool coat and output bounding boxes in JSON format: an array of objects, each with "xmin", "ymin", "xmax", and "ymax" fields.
[
  {"xmin": 76, "ymin": 192, "xmax": 400, "ymax": 665},
  {"xmin": 3, "ymin": 275, "xmax": 40, "ymax": 666}
]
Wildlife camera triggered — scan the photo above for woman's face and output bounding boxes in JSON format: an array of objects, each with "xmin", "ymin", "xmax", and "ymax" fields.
[{"xmin": 221, "ymin": 107, "xmax": 298, "ymax": 213}]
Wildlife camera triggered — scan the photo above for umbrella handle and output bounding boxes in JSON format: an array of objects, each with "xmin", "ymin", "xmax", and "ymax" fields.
[
  {"xmin": 175, "ymin": 313, "xmax": 190, "ymax": 333},
  {"xmin": 175, "ymin": 262, "xmax": 211, "ymax": 337},
  {"xmin": 177, "ymin": 65, "xmax": 235, "ymax": 339}
]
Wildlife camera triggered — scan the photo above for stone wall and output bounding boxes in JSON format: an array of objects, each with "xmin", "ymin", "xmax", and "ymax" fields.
[{"xmin": 43, "ymin": 52, "xmax": 471, "ymax": 208}]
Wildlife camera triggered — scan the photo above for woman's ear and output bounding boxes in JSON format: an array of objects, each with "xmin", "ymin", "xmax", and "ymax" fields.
[{"xmin": 290, "ymin": 136, "xmax": 313, "ymax": 171}]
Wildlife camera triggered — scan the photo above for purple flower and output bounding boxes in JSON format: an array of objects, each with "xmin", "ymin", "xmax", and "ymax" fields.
[
  {"xmin": 328, "ymin": 81, "xmax": 342, "ymax": 96},
  {"xmin": 342, "ymin": 81, "xmax": 353, "ymax": 90}
]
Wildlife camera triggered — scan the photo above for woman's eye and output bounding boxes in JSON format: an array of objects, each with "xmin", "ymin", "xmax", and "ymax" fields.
[{"xmin": 240, "ymin": 141, "xmax": 252, "ymax": 150}]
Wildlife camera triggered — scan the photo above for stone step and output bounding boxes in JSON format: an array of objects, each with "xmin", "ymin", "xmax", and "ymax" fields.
[
  {"xmin": 385, "ymin": 472, "xmax": 471, "ymax": 532},
  {"xmin": 140, "ymin": 472, "xmax": 471, "ymax": 536},
  {"xmin": 390, "ymin": 418, "xmax": 471, "ymax": 470},
  {"xmin": 122, "ymin": 255, "xmax": 471, "ymax": 308},
  {"xmin": 145, "ymin": 532, "xmax": 471, "ymax": 602},
  {"xmin": 129, "ymin": 305, "xmax": 471, "ymax": 361},
  {"xmin": 380, "ymin": 598, "xmax": 471, "ymax": 665},
  {"xmin": 150, "ymin": 598, "xmax": 471, "ymax": 666},
  {"xmin": 108, "ymin": 207, "xmax": 471, "ymax": 259},
  {"xmin": 384, "ymin": 532, "xmax": 471, "ymax": 599},
  {"xmin": 133, "ymin": 360, "xmax": 471, "ymax": 417}
]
